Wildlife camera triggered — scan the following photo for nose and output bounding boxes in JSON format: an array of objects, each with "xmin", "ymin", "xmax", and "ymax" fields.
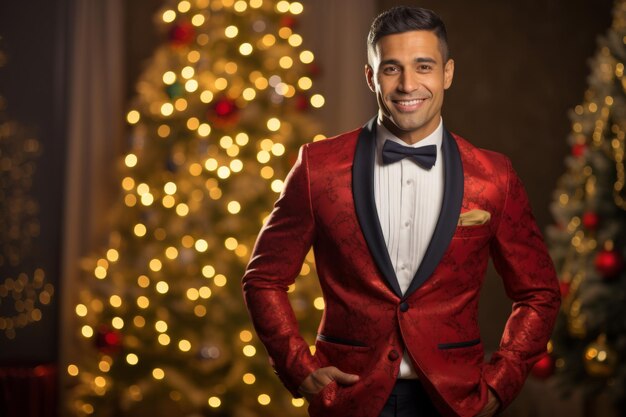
[{"xmin": 398, "ymin": 70, "xmax": 419, "ymax": 93}]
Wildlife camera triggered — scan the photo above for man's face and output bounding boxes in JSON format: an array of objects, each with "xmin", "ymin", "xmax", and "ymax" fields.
[{"xmin": 366, "ymin": 30, "xmax": 454, "ymax": 144}]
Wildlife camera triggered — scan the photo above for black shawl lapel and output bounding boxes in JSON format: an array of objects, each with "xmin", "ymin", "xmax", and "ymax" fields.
[
  {"xmin": 352, "ymin": 117, "xmax": 403, "ymax": 297},
  {"xmin": 403, "ymin": 128, "xmax": 464, "ymax": 299}
]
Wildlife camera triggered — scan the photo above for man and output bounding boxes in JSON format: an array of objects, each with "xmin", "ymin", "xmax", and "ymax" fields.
[{"xmin": 242, "ymin": 6, "xmax": 560, "ymax": 417}]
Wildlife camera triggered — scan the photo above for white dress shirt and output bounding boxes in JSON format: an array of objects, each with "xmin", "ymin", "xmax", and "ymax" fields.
[{"xmin": 373, "ymin": 118, "xmax": 445, "ymax": 378}]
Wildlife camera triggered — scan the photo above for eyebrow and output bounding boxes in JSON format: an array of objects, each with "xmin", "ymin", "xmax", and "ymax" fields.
[{"xmin": 380, "ymin": 57, "xmax": 437, "ymax": 66}]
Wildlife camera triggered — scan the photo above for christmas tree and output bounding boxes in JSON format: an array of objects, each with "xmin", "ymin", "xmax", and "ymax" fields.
[
  {"xmin": 67, "ymin": 1, "xmax": 325, "ymax": 416},
  {"xmin": 547, "ymin": 0, "xmax": 626, "ymax": 415}
]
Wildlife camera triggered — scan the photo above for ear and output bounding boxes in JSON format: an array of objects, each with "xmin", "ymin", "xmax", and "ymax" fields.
[
  {"xmin": 365, "ymin": 64, "xmax": 375, "ymax": 93},
  {"xmin": 443, "ymin": 59, "xmax": 455, "ymax": 90}
]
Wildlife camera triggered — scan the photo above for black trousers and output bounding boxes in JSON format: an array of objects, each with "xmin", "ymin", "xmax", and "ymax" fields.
[{"xmin": 378, "ymin": 379, "xmax": 440, "ymax": 417}]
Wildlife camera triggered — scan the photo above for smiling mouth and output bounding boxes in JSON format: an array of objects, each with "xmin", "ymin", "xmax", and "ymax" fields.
[{"xmin": 392, "ymin": 98, "xmax": 427, "ymax": 111}]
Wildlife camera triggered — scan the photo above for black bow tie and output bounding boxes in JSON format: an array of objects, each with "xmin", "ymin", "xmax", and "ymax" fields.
[{"xmin": 382, "ymin": 140, "xmax": 437, "ymax": 169}]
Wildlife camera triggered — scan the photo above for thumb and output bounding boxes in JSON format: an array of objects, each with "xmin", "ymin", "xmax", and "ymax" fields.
[{"xmin": 330, "ymin": 367, "xmax": 360, "ymax": 385}]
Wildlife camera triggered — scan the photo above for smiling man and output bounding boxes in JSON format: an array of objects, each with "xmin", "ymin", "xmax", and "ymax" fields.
[{"xmin": 242, "ymin": 6, "xmax": 560, "ymax": 417}]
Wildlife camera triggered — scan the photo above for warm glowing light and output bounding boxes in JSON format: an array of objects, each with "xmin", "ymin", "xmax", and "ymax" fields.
[
  {"xmin": 200, "ymin": 90, "xmax": 214, "ymax": 103},
  {"xmin": 155, "ymin": 320, "xmax": 168, "ymax": 333},
  {"xmin": 292, "ymin": 398, "xmax": 305, "ymax": 407},
  {"xmin": 199, "ymin": 286, "xmax": 211, "ymax": 298},
  {"xmin": 225, "ymin": 25, "xmax": 239, "ymax": 38},
  {"xmin": 141, "ymin": 193, "xmax": 154, "ymax": 206},
  {"xmin": 258, "ymin": 394, "xmax": 271, "ymax": 405},
  {"xmin": 228, "ymin": 201, "xmax": 241, "ymax": 214},
  {"xmin": 122, "ymin": 177, "xmax": 135, "ymax": 191},
  {"xmin": 194, "ymin": 305, "xmax": 207, "ymax": 317},
  {"xmin": 152, "ymin": 368, "xmax": 165, "ymax": 380},
  {"xmin": 311, "ymin": 94, "xmax": 325, "ymax": 108},
  {"xmin": 188, "ymin": 50, "xmax": 200, "ymax": 63},
  {"xmin": 98, "ymin": 360, "xmax": 110, "ymax": 373},
  {"xmin": 164, "ymin": 182, "xmax": 177, "ymax": 195},
  {"xmin": 195, "ymin": 239, "xmax": 209, "ymax": 252},
  {"xmin": 217, "ymin": 166, "xmax": 231, "ymax": 179},
  {"xmin": 290, "ymin": 2, "xmax": 303, "ymax": 14},
  {"xmin": 149, "ymin": 259, "xmax": 162, "ymax": 272},
  {"xmin": 271, "ymin": 179, "xmax": 284, "ymax": 193},
  {"xmin": 158, "ymin": 334, "xmax": 171, "ymax": 345},
  {"xmin": 276, "ymin": 1, "xmax": 290, "ymax": 13},
  {"xmin": 240, "ymin": 330, "xmax": 253, "ymax": 342},
  {"xmin": 137, "ymin": 296, "xmax": 149, "ymax": 309},
  {"xmin": 225, "ymin": 62, "xmax": 238, "ymax": 74},
  {"xmin": 235, "ymin": 132, "xmax": 249, "ymax": 145},
  {"xmin": 214, "ymin": 274, "xmax": 227, "ymax": 287},
  {"xmin": 187, "ymin": 288, "xmax": 200, "ymax": 301},
  {"xmin": 112, "ymin": 317, "xmax": 124, "ymax": 329},
  {"xmin": 94, "ymin": 266, "xmax": 107, "ymax": 279},
  {"xmin": 267, "ymin": 118, "xmax": 281, "ymax": 131},
  {"xmin": 300, "ymin": 50, "xmax": 314, "ymax": 64},
  {"xmin": 110, "ymin": 295, "xmax": 122, "ymax": 308},
  {"xmin": 314, "ymin": 297, "xmax": 325, "ymax": 310},
  {"xmin": 176, "ymin": 203, "xmax": 190, "ymax": 216},
  {"xmin": 185, "ymin": 79, "xmax": 198, "ymax": 92},
  {"xmin": 158, "ymin": 125, "xmax": 170, "ymax": 137},
  {"xmin": 262, "ymin": 34, "xmax": 276, "ymax": 47},
  {"xmin": 250, "ymin": 0, "xmax": 263, "ymax": 8},
  {"xmin": 242, "ymin": 88, "xmax": 256, "ymax": 101},
  {"xmin": 181, "ymin": 66, "xmax": 195, "ymax": 79},
  {"xmin": 208, "ymin": 397, "xmax": 221, "ymax": 408},
  {"xmin": 202, "ymin": 265, "xmax": 216, "ymax": 278},
  {"xmin": 161, "ymin": 103, "xmax": 174, "ymax": 116},
  {"xmin": 134, "ymin": 223, "xmax": 147, "ymax": 237},
  {"xmin": 234, "ymin": 0, "xmax": 247, "ymax": 12},
  {"xmin": 162, "ymin": 10, "xmax": 176, "ymax": 23},
  {"xmin": 298, "ymin": 76, "xmax": 312, "ymax": 90},
  {"xmin": 127, "ymin": 110, "xmax": 140, "ymax": 124},
  {"xmin": 243, "ymin": 373, "xmax": 256, "ymax": 384},
  {"xmin": 137, "ymin": 275, "xmax": 150, "ymax": 288},
  {"xmin": 239, "ymin": 43, "xmax": 253, "ymax": 55},
  {"xmin": 288, "ymin": 34, "xmax": 303, "ymax": 47},
  {"xmin": 279, "ymin": 56, "xmax": 293, "ymax": 69},
  {"xmin": 230, "ymin": 159, "xmax": 243, "ymax": 172},
  {"xmin": 243, "ymin": 345, "xmax": 257, "ymax": 357},
  {"xmin": 133, "ymin": 316, "xmax": 145, "ymax": 327},
  {"xmin": 220, "ymin": 135, "xmax": 234, "ymax": 148},
  {"xmin": 156, "ymin": 281, "xmax": 169, "ymax": 294},
  {"xmin": 81, "ymin": 325, "xmax": 94, "ymax": 338},
  {"xmin": 94, "ymin": 376, "xmax": 106, "ymax": 388},
  {"xmin": 191, "ymin": 14, "xmax": 205, "ymax": 26},
  {"xmin": 67, "ymin": 364, "xmax": 79, "ymax": 376},
  {"xmin": 125, "ymin": 153, "xmax": 138, "ymax": 168},
  {"xmin": 260, "ymin": 166, "xmax": 274, "ymax": 179},
  {"xmin": 106, "ymin": 248, "xmax": 119, "ymax": 262},
  {"xmin": 179, "ymin": 339, "xmax": 192, "ymax": 352},
  {"xmin": 163, "ymin": 71, "xmax": 176, "ymax": 84},
  {"xmin": 125, "ymin": 195, "xmax": 137, "ymax": 207},
  {"xmin": 126, "ymin": 353, "xmax": 139, "ymax": 365},
  {"xmin": 314, "ymin": 134, "xmax": 326, "ymax": 141},
  {"xmin": 254, "ymin": 76, "xmax": 268, "ymax": 90},
  {"xmin": 271, "ymin": 143, "xmax": 285, "ymax": 156},
  {"xmin": 198, "ymin": 123, "xmax": 211, "ymax": 137},
  {"xmin": 75, "ymin": 304, "xmax": 88, "ymax": 317},
  {"xmin": 278, "ymin": 27, "xmax": 292, "ymax": 39},
  {"xmin": 165, "ymin": 247, "xmax": 178, "ymax": 259},
  {"xmin": 205, "ymin": 158, "xmax": 218, "ymax": 171},
  {"xmin": 178, "ymin": 1, "xmax": 191, "ymax": 12}
]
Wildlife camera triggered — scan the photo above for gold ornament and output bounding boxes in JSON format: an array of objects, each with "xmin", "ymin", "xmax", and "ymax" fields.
[{"xmin": 583, "ymin": 334, "xmax": 618, "ymax": 377}]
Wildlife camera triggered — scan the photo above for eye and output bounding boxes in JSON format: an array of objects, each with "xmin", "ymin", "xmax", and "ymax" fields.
[
  {"xmin": 417, "ymin": 64, "xmax": 433, "ymax": 72},
  {"xmin": 382, "ymin": 66, "xmax": 399, "ymax": 75}
]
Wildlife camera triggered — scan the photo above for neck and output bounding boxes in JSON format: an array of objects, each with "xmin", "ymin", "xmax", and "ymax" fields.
[{"xmin": 379, "ymin": 113, "xmax": 440, "ymax": 145}]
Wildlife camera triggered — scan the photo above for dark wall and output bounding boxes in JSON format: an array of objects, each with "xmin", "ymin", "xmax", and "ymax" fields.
[{"xmin": 0, "ymin": 0, "xmax": 68, "ymax": 363}]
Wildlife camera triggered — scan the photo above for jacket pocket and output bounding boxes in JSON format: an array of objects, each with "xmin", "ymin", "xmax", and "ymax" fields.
[
  {"xmin": 317, "ymin": 333, "xmax": 369, "ymax": 348},
  {"xmin": 437, "ymin": 338, "xmax": 481, "ymax": 350}
]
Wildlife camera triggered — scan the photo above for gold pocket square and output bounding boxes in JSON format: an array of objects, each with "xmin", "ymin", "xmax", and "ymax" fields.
[{"xmin": 457, "ymin": 209, "xmax": 491, "ymax": 226}]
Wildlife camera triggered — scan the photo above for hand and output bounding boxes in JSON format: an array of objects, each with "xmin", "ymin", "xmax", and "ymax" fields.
[
  {"xmin": 475, "ymin": 388, "xmax": 501, "ymax": 417},
  {"xmin": 298, "ymin": 366, "xmax": 359, "ymax": 402}
]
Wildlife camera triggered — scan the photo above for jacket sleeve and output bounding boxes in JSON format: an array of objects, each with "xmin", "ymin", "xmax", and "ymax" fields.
[
  {"xmin": 241, "ymin": 144, "xmax": 320, "ymax": 397},
  {"xmin": 483, "ymin": 156, "xmax": 561, "ymax": 409}
]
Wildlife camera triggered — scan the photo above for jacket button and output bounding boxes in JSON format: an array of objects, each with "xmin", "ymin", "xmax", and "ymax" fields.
[
  {"xmin": 399, "ymin": 302, "xmax": 409, "ymax": 312},
  {"xmin": 388, "ymin": 350, "xmax": 400, "ymax": 361}
]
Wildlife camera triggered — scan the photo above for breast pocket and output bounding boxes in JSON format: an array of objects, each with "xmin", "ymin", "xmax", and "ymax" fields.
[{"xmin": 453, "ymin": 223, "xmax": 491, "ymax": 239}]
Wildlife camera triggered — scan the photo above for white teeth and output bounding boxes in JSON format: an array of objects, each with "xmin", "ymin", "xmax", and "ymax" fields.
[{"xmin": 396, "ymin": 99, "xmax": 424, "ymax": 105}]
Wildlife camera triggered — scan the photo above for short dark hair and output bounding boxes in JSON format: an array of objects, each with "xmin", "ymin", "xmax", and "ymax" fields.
[{"xmin": 367, "ymin": 6, "xmax": 450, "ymax": 64}]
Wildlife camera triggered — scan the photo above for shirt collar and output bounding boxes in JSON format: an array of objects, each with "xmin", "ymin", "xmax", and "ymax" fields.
[{"xmin": 376, "ymin": 117, "xmax": 443, "ymax": 150}]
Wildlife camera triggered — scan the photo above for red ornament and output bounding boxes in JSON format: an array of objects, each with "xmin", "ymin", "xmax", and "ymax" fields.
[
  {"xmin": 559, "ymin": 281, "xmax": 571, "ymax": 298},
  {"xmin": 279, "ymin": 16, "xmax": 298, "ymax": 29},
  {"xmin": 582, "ymin": 211, "xmax": 599, "ymax": 230},
  {"xmin": 294, "ymin": 94, "xmax": 309, "ymax": 111},
  {"xmin": 209, "ymin": 96, "xmax": 239, "ymax": 128},
  {"xmin": 594, "ymin": 249, "xmax": 623, "ymax": 279},
  {"xmin": 95, "ymin": 325, "xmax": 122, "ymax": 354},
  {"xmin": 169, "ymin": 21, "xmax": 196, "ymax": 46},
  {"xmin": 531, "ymin": 353, "xmax": 555, "ymax": 379},
  {"xmin": 571, "ymin": 143, "xmax": 587, "ymax": 157}
]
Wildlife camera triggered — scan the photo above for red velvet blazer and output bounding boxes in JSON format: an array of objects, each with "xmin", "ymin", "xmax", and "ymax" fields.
[{"xmin": 242, "ymin": 118, "xmax": 560, "ymax": 417}]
